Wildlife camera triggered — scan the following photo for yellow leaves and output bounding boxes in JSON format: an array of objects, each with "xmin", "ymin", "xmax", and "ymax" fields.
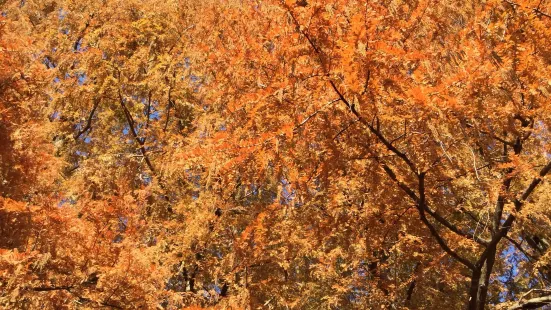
[
  {"xmin": 213, "ymin": 130, "xmax": 229, "ymax": 141},
  {"xmin": 357, "ymin": 41, "xmax": 367, "ymax": 57},
  {"xmin": 409, "ymin": 86, "xmax": 428, "ymax": 104},
  {"xmin": 284, "ymin": 0, "xmax": 295, "ymax": 7},
  {"xmin": 349, "ymin": 12, "xmax": 365, "ymax": 37},
  {"xmin": 0, "ymin": 198, "xmax": 26, "ymax": 212},
  {"xmin": 373, "ymin": 41, "xmax": 405, "ymax": 58},
  {"xmin": 274, "ymin": 88, "xmax": 284, "ymax": 103},
  {"xmin": 7, "ymin": 0, "xmax": 551, "ymax": 308},
  {"xmin": 281, "ymin": 122, "xmax": 294, "ymax": 139},
  {"xmin": 321, "ymin": 5, "xmax": 334, "ymax": 21},
  {"xmin": 238, "ymin": 209, "xmax": 272, "ymax": 257},
  {"xmin": 408, "ymin": 50, "xmax": 426, "ymax": 61},
  {"xmin": 221, "ymin": 150, "xmax": 250, "ymax": 172}
]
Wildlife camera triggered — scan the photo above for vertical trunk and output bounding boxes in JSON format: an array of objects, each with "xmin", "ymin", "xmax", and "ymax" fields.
[
  {"xmin": 477, "ymin": 247, "xmax": 496, "ymax": 310},
  {"xmin": 468, "ymin": 268, "xmax": 482, "ymax": 310}
]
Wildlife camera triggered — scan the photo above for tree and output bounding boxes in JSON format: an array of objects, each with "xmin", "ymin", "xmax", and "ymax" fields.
[{"xmin": 2, "ymin": 0, "xmax": 551, "ymax": 309}]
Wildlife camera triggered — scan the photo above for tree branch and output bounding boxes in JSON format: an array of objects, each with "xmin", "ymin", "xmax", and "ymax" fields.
[
  {"xmin": 417, "ymin": 173, "xmax": 475, "ymax": 270},
  {"xmin": 32, "ymin": 285, "xmax": 73, "ymax": 292},
  {"xmin": 145, "ymin": 90, "xmax": 152, "ymax": 130},
  {"xmin": 424, "ymin": 204, "xmax": 489, "ymax": 246},
  {"xmin": 118, "ymin": 89, "xmax": 156, "ymax": 173},
  {"xmin": 74, "ymin": 98, "xmax": 100, "ymax": 140},
  {"xmin": 503, "ymin": 0, "xmax": 551, "ymax": 19},
  {"xmin": 505, "ymin": 236, "xmax": 535, "ymax": 261},
  {"xmin": 164, "ymin": 86, "xmax": 173, "ymax": 132},
  {"xmin": 376, "ymin": 152, "xmax": 488, "ymax": 246},
  {"xmin": 478, "ymin": 159, "xmax": 551, "ymax": 266},
  {"xmin": 284, "ymin": 1, "xmax": 418, "ymax": 174},
  {"xmin": 508, "ymin": 294, "xmax": 551, "ymax": 309}
]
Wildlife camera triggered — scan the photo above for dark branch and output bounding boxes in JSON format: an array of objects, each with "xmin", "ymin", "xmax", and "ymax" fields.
[
  {"xmin": 417, "ymin": 173, "xmax": 475, "ymax": 270},
  {"xmin": 118, "ymin": 90, "xmax": 156, "ymax": 173},
  {"xmin": 32, "ymin": 285, "xmax": 73, "ymax": 292},
  {"xmin": 503, "ymin": 0, "xmax": 551, "ymax": 19},
  {"xmin": 145, "ymin": 90, "xmax": 152, "ymax": 129},
  {"xmin": 508, "ymin": 294, "xmax": 551, "ymax": 309},
  {"xmin": 478, "ymin": 159, "xmax": 551, "ymax": 265},
  {"xmin": 74, "ymin": 98, "xmax": 100, "ymax": 140},
  {"xmin": 505, "ymin": 236, "xmax": 535, "ymax": 261}
]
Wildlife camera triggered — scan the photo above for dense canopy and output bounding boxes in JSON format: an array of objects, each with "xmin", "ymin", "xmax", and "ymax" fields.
[{"xmin": 2, "ymin": 0, "xmax": 551, "ymax": 309}]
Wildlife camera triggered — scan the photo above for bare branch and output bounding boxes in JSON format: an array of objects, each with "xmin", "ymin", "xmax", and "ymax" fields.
[
  {"xmin": 417, "ymin": 173, "xmax": 475, "ymax": 270},
  {"xmin": 118, "ymin": 89, "xmax": 156, "ymax": 173},
  {"xmin": 503, "ymin": 0, "xmax": 551, "ymax": 19},
  {"xmin": 508, "ymin": 294, "xmax": 551, "ymax": 309},
  {"xmin": 74, "ymin": 98, "xmax": 100, "ymax": 141},
  {"xmin": 478, "ymin": 159, "xmax": 551, "ymax": 265},
  {"xmin": 505, "ymin": 236, "xmax": 535, "ymax": 261}
]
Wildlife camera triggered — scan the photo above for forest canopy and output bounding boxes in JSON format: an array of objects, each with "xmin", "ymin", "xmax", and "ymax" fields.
[{"xmin": 2, "ymin": 0, "xmax": 551, "ymax": 309}]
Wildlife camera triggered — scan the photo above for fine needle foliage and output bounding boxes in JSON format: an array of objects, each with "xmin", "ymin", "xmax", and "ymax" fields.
[{"xmin": 2, "ymin": 0, "xmax": 551, "ymax": 309}]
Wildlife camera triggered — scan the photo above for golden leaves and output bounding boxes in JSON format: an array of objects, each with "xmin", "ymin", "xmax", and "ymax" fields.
[
  {"xmin": 349, "ymin": 12, "xmax": 364, "ymax": 37},
  {"xmin": 0, "ymin": 197, "xmax": 26, "ymax": 212},
  {"xmin": 5, "ymin": 0, "xmax": 551, "ymax": 308},
  {"xmin": 409, "ymin": 86, "xmax": 428, "ymax": 104}
]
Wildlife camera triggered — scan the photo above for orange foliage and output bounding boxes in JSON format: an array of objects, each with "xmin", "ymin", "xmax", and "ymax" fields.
[{"xmin": 2, "ymin": 0, "xmax": 551, "ymax": 309}]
